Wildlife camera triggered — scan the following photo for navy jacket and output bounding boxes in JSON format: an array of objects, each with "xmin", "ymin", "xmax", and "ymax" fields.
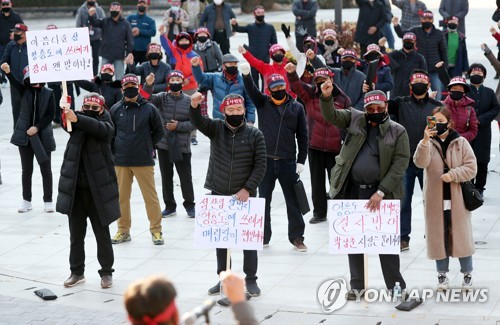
[
  {"xmin": 0, "ymin": 11, "xmax": 23, "ymax": 46},
  {"xmin": 232, "ymin": 21, "xmax": 277, "ymax": 62},
  {"xmin": 1, "ymin": 40, "xmax": 28, "ymax": 82},
  {"xmin": 126, "ymin": 12, "xmax": 157, "ymax": 52},
  {"xmin": 387, "ymin": 49, "xmax": 427, "ymax": 98},
  {"xmin": 90, "ymin": 15, "xmax": 134, "ymax": 61}
]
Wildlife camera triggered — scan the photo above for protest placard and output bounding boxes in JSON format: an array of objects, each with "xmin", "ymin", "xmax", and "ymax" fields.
[
  {"xmin": 328, "ymin": 200, "xmax": 400, "ymax": 255},
  {"xmin": 26, "ymin": 27, "xmax": 93, "ymax": 83},
  {"xmin": 194, "ymin": 195, "xmax": 265, "ymax": 250}
]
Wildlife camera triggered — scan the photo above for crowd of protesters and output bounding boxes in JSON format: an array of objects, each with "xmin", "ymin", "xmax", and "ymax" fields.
[{"xmin": 3, "ymin": 0, "xmax": 500, "ymax": 321}]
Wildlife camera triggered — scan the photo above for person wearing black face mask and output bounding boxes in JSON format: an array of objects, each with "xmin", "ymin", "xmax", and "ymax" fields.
[
  {"xmin": 108, "ymin": 74, "xmax": 165, "ymax": 246},
  {"xmin": 329, "ymin": 49, "xmax": 366, "ymax": 110},
  {"xmin": 143, "ymin": 70, "xmax": 196, "ymax": 219},
  {"xmin": 387, "ymin": 69, "xmax": 441, "ymax": 251},
  {"xmin": 242, "ymin": 68, "xmax": 309, "ymax": 252},
  {"xmin": 88, "ymin": 2, "xmax": 135, "ymax": 80},
  {"xmin": 359, "ymin": 44, "xmax": 393, "ymax": 95},
  {"xmin": 127, "ymin": 43, "xmax": 172, "ymax": 94},
  {"xmin": 442, "ymin": 77, "xmax": 478, "ymax": 142},
  {"xmin": 76, "ymin": 0, "xmax": 105, "ymax": 77},
  {"xmin": 292, "ymin": 0, "xmax": 318, "ymax": 52},
  {"xmin": 0, "ymin": 0, "xmax": 23, "ymax": 85},
  {"xmin": 354, "ymin": 0, "xmax": 388, "ymax": 56},
  {"xmin": 466, "ymin": 64, "xmax": 500, "ymax": 195},
  {"xmin": 2, "ymin": 63, "xmax": 56, "ymax": 214},
  {"xmin": 317, "ymin": 29, "xmax": 342, "ymax": 69},
  {"xmin": 393, "ymin": 10, "xmax": 447, "ymax": 100},
  {"xmin": 126, "ymin": 0, "xmax": 157, "ymax": 66},
  {"xmin": 231, "ymin": 6, "xmax": 277, "ymax": 88},
  {"xmin": 75, "ymin": 63, "xmax": 123, "ymax": 110},
  {"xmin": 443, "ymin": 17, "xmax": 469, "ymax": 78},
  {"xmin": 320, "ymin": 84, "xmax": 410, "ymax": 301},
  {"xmin": 189, "ymin": 92, "xmax": 267, "ymax": 303}
]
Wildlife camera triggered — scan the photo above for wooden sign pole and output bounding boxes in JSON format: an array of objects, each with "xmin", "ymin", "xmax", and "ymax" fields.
[{"xmin": 61, "ymin": 81, "xmax": 72, "ymax": 132}]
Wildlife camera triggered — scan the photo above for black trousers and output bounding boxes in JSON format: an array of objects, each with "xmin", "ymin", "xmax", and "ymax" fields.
[
  {"xmin": 69, "ymin": 186, "xmax": 114, "ymax": 277},
  {"xmin": 132, "ymin": 51, "xmax": 148, "ymax": 65},
  {"xmin": 10, "ymin": 86, "xmax": 22, "ymax": 128},
  {"xmin": 90, "ymin": 39, "xmax": 101, "ymax": 77},
  {"xmin": 295, "ymin": 33, "xmax": 305, "ymax": 53},
  {"xmin": 251, "ymin": 67, "xmax": 264, "ymax": 92},
  {"xmin": 157, "ymin": 149, "xmax": 195, "ymax": 211},
  {"xmin": 213, "ymin": 30, "xmax": 230, "ymax": 54},
  {"xmin": 344, "ymin": 182, "xmax": 406, "ymax": 290},
  {"xmin": 19, "ymin": 145, "xmax": 52, "ymax": 202},
  {"xmin": 309, "ymin": 148, "xmax": 337, "ymax": 219},
  {"xmin": 474, "ymin": 162, "xmax": 488, "ymax": 192},
  {"xmin": 216, "ymin": 248, "xmax": 258, "ymax": 283}
]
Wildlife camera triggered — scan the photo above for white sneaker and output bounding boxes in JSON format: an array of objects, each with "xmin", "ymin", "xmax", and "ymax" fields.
[
  {"xmin": 44, "ymin": 202, "xmax": 55, "ymax": 213},
  {"xmin": 437, "ymin": 273, "xmax": 449, "ymax": 291},
  {"xmin": 18, "ymin": 200, "xmax": 33, "ymax": 213},
  {"xmin": 462, "ymin": 273, "xmax": 473, "ymax": 291}
]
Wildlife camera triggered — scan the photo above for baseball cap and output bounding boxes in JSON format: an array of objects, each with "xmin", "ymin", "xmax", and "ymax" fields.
[
  {"xmin": 448, "ymin": 76, "xmax": 470, "ymax": 92},
  {"xmin": 403, "ymin": 32, "xmax": 417, "ymax": 42},
  {"xmin": 11, "ymin": 23, "xmax": 28, "ymax": 33},
  {"xmin": 100, "ymin": 64, "xmax": 115, "ymax": 73},
  {"xmin": 342, "ymin": 49, "xmax": 357, "ymax": 59},
  {"xmin": 222, "ymin": 54, "xmax": 239, "ymax": 64},
  {"xmin": 364, "ymin": 90, "xmax": 387, "ymax": 108},
  {"xmin": 121, "ymin": 74, "xmax": 140, "ymax": 86},
  {"xmin": 267, "ymin": 74, "xmax": 286, "ymax": 89},
  {"xmin": 364, "ymin": 44, "xmax": 382, "ymax": 57},
  {"xmin": 313, "ymin": 68, "xmax": 334, "ymax": 82},
  {"xmin": 323, "ymin": 29, "xmax": 337, "ymax": 39},
  {"xmin": 167, "ymin": 70, "xmax": 184, "ymax": 81}
]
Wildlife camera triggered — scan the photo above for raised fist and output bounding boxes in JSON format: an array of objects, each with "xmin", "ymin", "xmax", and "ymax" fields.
[
  {"xmin": 88, "ymin": 7, "xmax": 96, "ymax": 16},
  {"xmin": 191, "ymin": 92, "xmax": 205, "ymax": 108},
  {"xmin": 239, "ymin": 62, "xmax": 251, "ymax": 76},
  {"xmin": 146, "ymin": 73, "xmax": 155, "ymax": 85},
  {"xmin": 285, "ymin": 62, "xmax": 296, "ymax": 74},
  {"xmin": 321, "ymin": 79, "xmax": 333, "ymax": 97},
  {"xmin": 190, "ymin": 56, "xmax": 200, "ymax": 66},
  {"xmin": 1, "ymin": 62, "xmax": 10, "ymax": 74}
]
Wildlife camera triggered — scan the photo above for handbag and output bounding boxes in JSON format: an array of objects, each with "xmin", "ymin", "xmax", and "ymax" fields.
[
  {"xmin": 432, "ymin": 142, "xmax": 483, "ymax": 211},
  {"xmin": 294, "ymin": 178, "xmax": 310, "ymax": 215}
]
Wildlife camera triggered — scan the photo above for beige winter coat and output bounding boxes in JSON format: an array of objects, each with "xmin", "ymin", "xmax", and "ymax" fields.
[{"xmin": 413, "ymin": 135, "xmax": 477, "ymax": 260}]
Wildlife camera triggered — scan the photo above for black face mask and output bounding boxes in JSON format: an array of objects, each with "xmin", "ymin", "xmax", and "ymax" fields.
[
  {"xmin": 197, "ymin": 36, "xmax": 208, "ymax": 43},
  {"xmin": 272, "ymin": 54, "xmax": 284, "ymax": 63},
  {"xmin": 324, "ymin": 40, "xmax": 335, "ymax": 46},
  {"xmin": 2, "ymin": 7, "xmax": 11, "ymax": 13},
  {"xmin": 138, "ymin": 6, "xmax": 147, "ymax": 13},
  {"xmin": 271, "ymin": 89, "xmax": 287, "ymax": 101},
  {"xmin": 366, "ymin": 111, "xmax": 388, "ymax": 124},
  {"xmin": 225, "ymin": 114, "xmax": 244, "ymax": 127},
  {"xmin": 411, "ymin": 82, "xmax": 428, "ymax": 96},
  {"xmin": 421, "ymin": 21, "xmax": 433, "ymax": 29},
  {"xmin": 447, "ymin": 23, "xmax": 458, "ymax": 30},
  {"xmin": 110, "ymin": 11, "xmax": 120, "ymax": 18},
  {"xmin": 101, "ymin": 73, "xmax": 113, "ymax": 82},
  {"xmin": 364, "ymin": 53, "xmax": 380, "ymax": 62},
  {"xmin": 87, "ymin": 1, "xmax": 95, "ymax": 6},
  {"xmin": 225, "ymin": 66, "xmax": 238, "ymax": 76},
  {"xmin": 83, "ymin": 110, "xmax": 100, "ymax": 118},
  {"xmin": 14, "ymin": 34, "xmax": 22, "ymax": 42},
  {"xmin": 255, "ymin": 15, "xmax": 265, "ymax": 22},
  {"xmin": 148, "ymin": 53, "xmax": 160, "ymax": 60},
  {"xmin": 178, "ymin": 43, "xmax": 190, "ymax": 50},
  {"xmin": 169, "ymin": 82, "xmax": 183, "ymax": 92},
  {"xmin": 450, "ymin": 90, "xmax": 464, "ymax": 101},
  {"xmin": 470, "ymin": 75, "xmax": 484, "ymax": 85},
  {"xmin": 403, "ymin": 42, "xmax": 414, "ymax": 50},
  {"xmin": 123, "ymin": 87, "xmax": 139, "ymax": 99},
  {"xmin": 435, "ymin": 122, "xmax": 449, "ymax": 135},
  {"xmin": 342, "ymin": 61, "xmax": 355, "ymax": 70},
  {"xmin": 304, "ymin": 45, "xmax": 314, "ymax": 52}
]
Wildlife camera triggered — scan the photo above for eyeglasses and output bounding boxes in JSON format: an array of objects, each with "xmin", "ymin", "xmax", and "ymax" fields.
[
  {"xmin": 2, "ymin": 3, "xmax": 10, "ymax": 6},
  {"xmin": 83, "ymin": 104, "xmax": 101, "ymax": 111}
]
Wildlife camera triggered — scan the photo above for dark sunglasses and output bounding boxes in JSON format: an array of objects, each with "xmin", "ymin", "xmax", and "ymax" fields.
[
  {"xmin": 2, "ymin": 3, "xmax": 10, "ymax": 6},
  {"xmin": 83, "ymin": 104, "xmax": 101, "ymax": 111}
]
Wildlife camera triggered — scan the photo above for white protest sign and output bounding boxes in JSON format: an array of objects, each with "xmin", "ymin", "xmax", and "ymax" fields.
[
  {"xmin": 194, "ymin": 195, "xmax": 265, "ymax": 250},
  {"xmin": 328, "ymin": 200, "xmax": 400, "ymax": 255},
  {"xmin": 26, "ymin": 27, "xmax": 93, "ymax": 83}
]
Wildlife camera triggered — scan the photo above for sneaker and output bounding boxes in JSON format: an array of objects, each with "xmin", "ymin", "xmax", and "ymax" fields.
[
  {"xmin": 152, "ymin": 232, "xmax": 164, "ymax": 245},
  {"xmin": 0, "ymin": 172, "xmax": 2, "ymax": 185},
  {"xmin": 246, "ymin": 282, "xmax": 261, "ymax": 297},
  {"xmin": 208, "ymin": 282, "xmax": 221, "ymax": 295},
  {"xmin": 111, "ymin": 232, "xmax": 131, "ymax": 244},
  {"xmin": 18, "ymin": 200, "xmax": 33, "ymax": 213},
  {"xmin": 186, "ymin": 207, "xmax": 195, "ymax": 218},
  {"xmin": 263, "ymin": 243, "xmax": 270, "ymax": 248},
  {"xmin": 64, "ymin": 274, "xmax": 85, "ymax": 287},
  {"xmin": 162, "ymin": 208, "xmax": 176, "ymax": 218},
  {"xmin": 101, "ymin": 275, "xmax": 113, "ymax": 289},
  {"xmin": 44, "ymin": 202, "xmax": 55, "ymax": 213},
  {"xmin": 346, "ymin": 289, "xmax": 365, "ymax": 301},
  {"xmin": 309, "ymin": 216, "xmax": 327, "ymax": 224},
  {"xmin": 293, "ymin": 238, "xmax": 308, "ymax": 252},
  {"xmin": 437, "ymin": 273, "xmax": 449, "ymax": 291},
  {"xmin": 191, "ymin": 138, "xmax": 198, "ymax": 145},
  {"xmin": 462, "ymin": 273, "xmax": 473, "ymax": 290},
  {"xmin": 217, "ymin": 293, "xmax": 251, "ymax": 307},
  {"xmin": 400, "ymin": 241, "xmax": 409, "ymax": 252}
]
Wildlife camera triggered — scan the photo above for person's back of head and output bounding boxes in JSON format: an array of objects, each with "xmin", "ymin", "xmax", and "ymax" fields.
[{"xmin": 125, "ymin": 275, "xmax": 178, "ymax": 325}]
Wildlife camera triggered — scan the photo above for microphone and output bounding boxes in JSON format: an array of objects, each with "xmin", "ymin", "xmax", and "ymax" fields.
[{"xmin": 181, "ymin": 299, "xmax": 217, "ymax": 325}]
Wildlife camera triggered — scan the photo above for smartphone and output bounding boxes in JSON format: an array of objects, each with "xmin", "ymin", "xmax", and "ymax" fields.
[{"xmin": 427, "ymin": 116, "xmax": 437, "ymax": 129}]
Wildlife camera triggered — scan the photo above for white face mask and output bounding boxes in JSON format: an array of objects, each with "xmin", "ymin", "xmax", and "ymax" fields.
[{"xmin": 214, "ymin": 0, "xmax": 223, "ymax": 5}]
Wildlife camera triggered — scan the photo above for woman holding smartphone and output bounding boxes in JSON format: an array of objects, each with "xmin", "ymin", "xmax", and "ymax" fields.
[{"xmin": 414, "ymin": 106, "xmax": 477, "ymax": 291}]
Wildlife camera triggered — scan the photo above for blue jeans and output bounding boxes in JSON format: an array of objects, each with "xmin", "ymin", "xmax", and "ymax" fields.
[
  {"xmin": 259, "ymin": 158, "xmax": 305, "ymax": 244},
  {"xmin": 436, "ymin": 256, "xmax": 473, "ymax": 274},
  {"xmin": 401, "ymin": 160, "xmax": 423, "ymax": 242},
  {"xmin": 429, "ymin": 72, "xmax": 444, "ymax": 101},
  {"xmin": 381, "ymin": 23, "xmax": 395, "ymax": 49},
  {"xmin": 101, "ymin": 58, "xmax": 125, "ymax": 80}
]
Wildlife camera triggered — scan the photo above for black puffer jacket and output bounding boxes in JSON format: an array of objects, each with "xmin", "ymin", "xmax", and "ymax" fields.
[
  {"xmin": 8, "ymin": 73, "xmax": 56, "ymax": 151},
  {"xmin": 75, "ymin": 77, "xmax": 122, "ymax": 110},
  {"xmin": 355, "ymin": 0, "xmax": 388, "ymax": 46},
  {"xmin": 395, "ymin": 24, "xmax": 447, "ymax": 73},
  {"xmin": 190, "ymin": 107, "xmax": 267, "ymax": 196},
  {"xmin": 128, "ymin": 61, "xmax": 172, "ymax": 94},
  {"xmin": 56, "ymin": 111, "xmax": 120, "ymax": 226},
  {"xmin": 387, "ymin": 49, "xmax": 427, "ymax": 98},
  {"xmin": 109, "ymin": 96, "xmax": 164, "ymax": 166},
  {"xmin": 243, "ymin": 74, "xmax": 308, "ymax": 164}
]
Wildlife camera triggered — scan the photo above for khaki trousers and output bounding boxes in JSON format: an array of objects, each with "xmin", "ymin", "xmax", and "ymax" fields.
[{"xmin": 115, "ymin": 166, "xmax": 162, "ymax": 234}]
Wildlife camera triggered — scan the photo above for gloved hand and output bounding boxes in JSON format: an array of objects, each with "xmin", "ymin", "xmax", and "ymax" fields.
[
  {"xmin": 59, "ymin": 96, "xmax": 71, "ymax": 110},
  {"xmin": 281, "ymin": 23, "xmax": 291, "ymax": 38},
  {"xmin": 239, "ymin": 62, "xmax": 251, "ymax": 76},
  {"xmin": 296, "ymin": 163, "xmax": 304, "ymax": 174},
  {"xmin": 296, "ymin": 25, "xmax": 308, "ymax": 36}
]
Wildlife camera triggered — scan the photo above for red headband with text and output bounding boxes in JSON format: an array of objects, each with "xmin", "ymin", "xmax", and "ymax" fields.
[
  {"xmin": 84, "ymin": 96, "xmax": 105, "ymax": 107},
  {"xmin": 220, "ymin": 97, "xmax": 244, "ymax": 112},
  {"xmin": 410, "ymin": 73, "xmax": 430, "ymax": 83}
]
